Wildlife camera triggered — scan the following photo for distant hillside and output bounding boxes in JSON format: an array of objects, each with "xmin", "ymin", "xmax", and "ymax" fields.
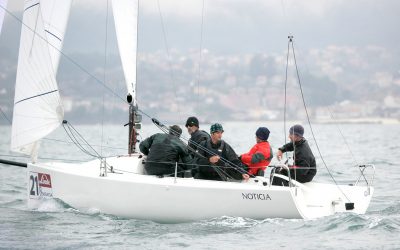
[{"xmin": 1, "ymin": 46, "xmax": 400, "ymax": 125}]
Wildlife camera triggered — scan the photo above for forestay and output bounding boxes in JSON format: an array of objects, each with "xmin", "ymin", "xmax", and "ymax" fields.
[
  {"xmin": 111, "ymin": 0, "xmax": 138, "ymax": 103},
  {"xmin": 0, "ymin": 0, "xmax": 7, "ymax": 34},
  {"xmin": 11, "ymin": 0, "xmax": 71, "ymax": 160}
]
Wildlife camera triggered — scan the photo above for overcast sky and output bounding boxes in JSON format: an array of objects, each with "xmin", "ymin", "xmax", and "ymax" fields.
[{"xmin": 3, "ymin": 0, "xmax": 399, "ymax": 55}]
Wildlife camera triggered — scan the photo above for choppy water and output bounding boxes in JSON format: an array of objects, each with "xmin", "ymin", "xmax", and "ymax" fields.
[{"xmin": 1, "ymin": 121, "xmax": 399, "ymax": 249}]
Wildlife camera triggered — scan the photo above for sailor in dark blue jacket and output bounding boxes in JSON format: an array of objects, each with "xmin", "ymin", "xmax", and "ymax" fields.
[{"xmin": 274, "ymin": 124, "xmax": 317, "ymax": 185}]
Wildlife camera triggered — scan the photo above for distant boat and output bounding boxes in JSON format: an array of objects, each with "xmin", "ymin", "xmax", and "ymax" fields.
[{"xmin": 4, "ymin": 0, "xmax": 374, "ymax": 223}]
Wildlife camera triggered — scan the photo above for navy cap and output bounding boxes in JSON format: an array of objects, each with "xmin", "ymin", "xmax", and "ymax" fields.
[
  {"xmin": 185, "ymin": 116, "xmax": 199, "ymax": 127},
  {"xmin": 256, "ymin": 127, "xmax": 270, "ymax": 141},
  {"xmin": 289, "ymin": 124, "xmax": 304, "ymax": 137}
]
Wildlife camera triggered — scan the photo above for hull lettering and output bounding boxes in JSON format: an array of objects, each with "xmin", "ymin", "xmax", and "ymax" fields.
[{"xmin": 242, "ymin": 193, "xmax": 271, "ymax": 201}]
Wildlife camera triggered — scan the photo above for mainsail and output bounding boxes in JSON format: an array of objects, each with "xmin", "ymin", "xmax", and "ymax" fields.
[
  {"xmin": 0, "ymin": 0, "xmax": 7, "ymax": 35},
  {"xmin": 111, "ymin": 0, "xmax": 138, "ymax": 104},
  {"xmin": 11, "ymin": 0, "xmax": 71, "ymax": 159}
]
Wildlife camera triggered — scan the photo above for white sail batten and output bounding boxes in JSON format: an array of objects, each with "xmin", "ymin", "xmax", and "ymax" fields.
[
  {"xmin": 11, "ymin": 0, "xmax": 70, "ymax": 159},
  {"xmin": 111, "ymin": 0, "xmax": 138, "ymax": 103},
  {"xmin": 0, "ymin": 0, "xmax": 7, "ymax": 35}
]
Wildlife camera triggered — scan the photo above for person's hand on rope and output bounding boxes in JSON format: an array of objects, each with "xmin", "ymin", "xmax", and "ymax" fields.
[
  {"xmin": 276, "ymin": 149, "xmax": 283, "ymax": 161},
  {"xmin": 209, "ymin": 155, "xmax": 220, "ymax": 164}
]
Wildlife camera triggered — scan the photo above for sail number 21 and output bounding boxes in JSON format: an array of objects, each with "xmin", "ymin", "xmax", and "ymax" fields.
[
  {"xmin": 29, "ymin": 172, "xmax": 53, "ymax": 198},
  {"xmin": 30, "ymin": 174, "xmax": 39, "ymax": 196}
]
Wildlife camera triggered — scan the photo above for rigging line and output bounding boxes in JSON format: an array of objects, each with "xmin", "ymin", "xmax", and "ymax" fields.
[
  {"xmin": 0, "ymin": 5, "xmax": 127, "ymax": 105},
  {"xmin": 63, "ymin": 124, "xmax": 96, "ymax": 157},
  {"xmin": 196, "ymin": 0, "xmax": 205, "ymax": 113},
  {"xmin": 290, "ymin": 39, "xmax": 351, "ymax": 202},
  {"xmin": 101, "ymin": 0, "xmax": 110, "ymax": 157},
  {"xmin": 62, "ymin": 122, "xmax": 101, "ymax": 158},
  {"xmin": 0, "ymin": 154, "xmax": 90, "ymax": 163},
  {"xmin": 327, "ymin": 107, "xmax": 359, "ymax": 166},
  {"xmin": 42, "ymin": 138, "xmax": 127, "ymax": 151},
  {"xmin": 144, "ymin": 159, "xmax": 243, "ymax": 169},
  {"xmin": 143, "ymin": 159, "xmax": 234, "ymax": 181},
  {"xmin": 283, "ymin": 36, "xmax": 291, "ymax": 150},
  {"xmin": 0, "ymin": 107, "xmax": 11, "ymax": 124},
  {"xmin": 156, "ymin": 0, "xmax": 181, "ymax": 118}
]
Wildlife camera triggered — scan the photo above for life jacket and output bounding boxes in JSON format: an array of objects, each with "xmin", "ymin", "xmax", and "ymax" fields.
[{"xmin": 241, "ymin": 141, "xmax": 272, "ymax": 175}]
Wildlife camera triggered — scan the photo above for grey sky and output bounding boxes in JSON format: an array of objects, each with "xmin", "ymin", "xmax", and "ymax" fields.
[{"xmin": 4, "ymin": 0, "xmax": 399, "ymax": 55}]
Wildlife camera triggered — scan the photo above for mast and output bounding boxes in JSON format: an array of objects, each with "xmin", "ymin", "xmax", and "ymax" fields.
[
  {"xmin": 127, "ymin": 94, "xmax": 141, "ymax": 154},
  {"xmin": 111, "ymin": 0, "xmax": 140, "ymax": 154}
]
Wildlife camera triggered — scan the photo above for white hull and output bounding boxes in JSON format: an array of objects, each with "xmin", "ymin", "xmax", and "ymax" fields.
[{"xmin": 27, "ymin": 155, "xmax": 373, "ymax": 223}]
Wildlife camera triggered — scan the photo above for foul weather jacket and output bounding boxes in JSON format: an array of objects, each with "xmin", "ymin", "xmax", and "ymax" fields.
[
  {"xmin": 139, "ymin": 133, "xmax": 193, "ymax": 176},
  {"xmin": 195, "ymin": 139, "xmax": 245, "ymax": 181},
  {"xmin": 188, "ymin": 129, "xmax": 210, "ymax": 156},
  {"xmin": 240, "ymin": 141, "xmax": 273, "ymax": 175},
  {"xmin": 278, "ymin": 138, "xmax": 317, "ymax": 183}
]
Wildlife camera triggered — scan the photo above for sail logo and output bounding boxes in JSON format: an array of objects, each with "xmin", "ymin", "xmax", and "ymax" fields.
[
  {"xmin": 242, "ymin": 193, "xmax": 271, "ymax": 201},
  {"xmin": 38, "ymin": 173, "xmax": 52, "ymax": 188}
]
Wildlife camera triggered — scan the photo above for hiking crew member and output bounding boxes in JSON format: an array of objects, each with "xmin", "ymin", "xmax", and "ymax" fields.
[
  {"xmin": 240, "ymin": 127, "xmax": 273, "ymax": 176},
  {"xmin": 139, "ymin": 125, "xmax": 192, "ymax": 176},
  {"xmin": 273, "ymin": 124, "xmax": 317, "ymax": 185},
  {"xmin": 185, "ymin": 116, "xmax": 210, "ymax": 157},
  {"xmin": 195, "ymin": 123, "xmax": 249, "ymax": 181}
]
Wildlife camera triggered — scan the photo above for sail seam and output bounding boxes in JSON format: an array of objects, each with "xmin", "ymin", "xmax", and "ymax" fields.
[{"xmin": 15, "ymin": 89, "xmax": 58, "ymax": 105}]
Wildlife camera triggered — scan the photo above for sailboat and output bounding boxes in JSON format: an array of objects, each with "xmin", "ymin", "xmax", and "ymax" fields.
[{"xmin": 4, "ymin": 0, "xmax": 374, "ymax": 223}]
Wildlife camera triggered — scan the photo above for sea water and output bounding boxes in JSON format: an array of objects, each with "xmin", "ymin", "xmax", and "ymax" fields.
[{"xmin": 0, "ymin": 121, "xmax": 399, "ymax": 249}]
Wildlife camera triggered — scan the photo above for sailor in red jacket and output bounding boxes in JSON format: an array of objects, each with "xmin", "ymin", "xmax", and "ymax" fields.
[{"xmin": 240, "ymin": 127, "xmax": 273, "ymax": 176}]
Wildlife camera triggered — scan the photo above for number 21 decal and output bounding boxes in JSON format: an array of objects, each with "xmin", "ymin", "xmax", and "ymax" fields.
[
  {"xmin": 29, "ymin": 172, "xmax": 53, "ymax": 198},
  {"xmin": 30, "ymin": 174, "xmax": 39, "ymax": 196}
]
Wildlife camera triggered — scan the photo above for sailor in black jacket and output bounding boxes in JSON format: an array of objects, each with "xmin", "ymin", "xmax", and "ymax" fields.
[
  {"xmin": 195, "ymin": 123, "xmax": 249, "ymax": 181},
  {"xmin": 139, "ymin": 125, "xmax": 193, "ymax": 176},
  {"xmin": 185, "ymin": 116, "xmax": 210, "ymax": 157},
  {"xmin": 274, "ymin": 124, "xmax": 316, "ymax": 184}
]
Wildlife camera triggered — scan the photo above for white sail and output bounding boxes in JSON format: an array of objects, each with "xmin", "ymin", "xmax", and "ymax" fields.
[
  {"xmin": 11, "ymin": 0, "xmax": 71, "ymax": 159},
  {"xmin": 40, "ymin": 0, "xmax": 72, "ymax": 73},
  {"xmin": 0, "ymin": 0, "xmax": 7, "ymax": 35},
  {"xmin": 111, "ymin": 0, "xmax": 138, "ymax": 103}
]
